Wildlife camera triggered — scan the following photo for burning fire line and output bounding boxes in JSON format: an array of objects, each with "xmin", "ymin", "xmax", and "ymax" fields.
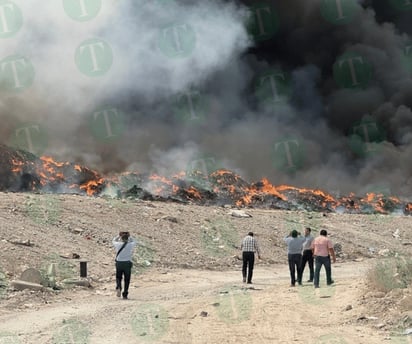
[{"xmin": 4, "ymin": 146, "xmax": 412, "ymax": 214}]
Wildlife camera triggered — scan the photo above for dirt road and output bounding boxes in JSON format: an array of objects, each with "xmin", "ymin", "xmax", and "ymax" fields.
[{"xmin": 0, "ymin": 260, "xmax": 409, "ymax": 344}]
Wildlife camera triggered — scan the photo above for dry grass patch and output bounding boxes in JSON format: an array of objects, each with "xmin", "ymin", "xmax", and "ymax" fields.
[{"xmin": 367, "ymin": 256, "xmax": 412, "ymax": 293}]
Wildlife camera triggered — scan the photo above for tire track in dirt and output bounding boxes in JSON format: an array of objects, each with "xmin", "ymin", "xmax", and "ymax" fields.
[{"xmin": 2, "ymin": 261, "xmax": 409, "ymax": 344}]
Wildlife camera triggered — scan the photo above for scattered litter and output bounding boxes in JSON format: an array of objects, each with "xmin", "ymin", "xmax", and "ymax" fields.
[
  {"xmin": 404, "ymin": 328, "xmax": 412, "ymax": 335},
  {"xmin": 230, "ymin": 210, "xmax": 252, "ymax": 218},
  {"xmin": 8, "ymin": 239, "xmax": 33, "ymax": 247}
]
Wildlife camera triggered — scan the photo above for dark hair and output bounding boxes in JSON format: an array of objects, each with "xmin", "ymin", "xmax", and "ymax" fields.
[
  {"xmin": 320, "ymin": 229, "xmax": 327, "ymax": 236},
  {"xmin": 248, "ymin": 232, "xmax": 254, "ymax": 236},
  {"xmin": 121, "ymin": 232, "xmax": 130, "ymax": 241},
  {"xmin": 305, "ymin": 227, "xmax": 311, "ymax": 233},
  {"xmin": 291, "ymin": 230, "xmax": 298, "ymax": 238}
]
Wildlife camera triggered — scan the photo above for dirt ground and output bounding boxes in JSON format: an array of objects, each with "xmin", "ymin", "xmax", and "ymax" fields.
[{"xmin": 0, "ymin": 192, "xmax": 411, "ymax": 343}]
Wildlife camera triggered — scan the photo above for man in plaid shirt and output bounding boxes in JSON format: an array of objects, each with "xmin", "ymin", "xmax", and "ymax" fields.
[{"xmin": 241, "ymin": 232, "xmax": 261, "ymax": 284}]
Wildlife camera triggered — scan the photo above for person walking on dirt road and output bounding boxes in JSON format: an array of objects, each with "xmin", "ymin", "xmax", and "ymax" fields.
[
  {"xmin": 311, "ymin": 229, "xmax": 336, "ymax": 288},
  {"xmin": 284, "ymin": 229, "xmax": 306, "ymax": 286},
  {"xmin": 241, "ymin": 232, "xmax": 261, "ymax": 284},
  {"xmin": 113, "ymin": 231, "xmax": 137, "ymax": 299}
]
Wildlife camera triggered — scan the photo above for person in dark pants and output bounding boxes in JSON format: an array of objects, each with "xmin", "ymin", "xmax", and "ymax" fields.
[
  {"xmin": 300, "ymin": 227, "xmax": 314, "ymax": 282},
  {"xmin": 241, "ymin": 232, "xmax": 261, "ymax": 284},
  {"xmin": 112, "ymin": 232, "xmax": 137, "ymax": 299},
  {"xmin": 311, "ymin": 229, "xmax": 336, "ymax": 288},
  {"xmin": 284, "ymin": 230, "xmax": 306, "ymax": 286}
]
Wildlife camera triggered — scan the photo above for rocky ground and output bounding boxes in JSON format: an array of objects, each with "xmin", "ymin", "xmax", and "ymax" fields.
[{"xmin": 0, "ymin": 192, "xmax": 411, "ymax": 343}]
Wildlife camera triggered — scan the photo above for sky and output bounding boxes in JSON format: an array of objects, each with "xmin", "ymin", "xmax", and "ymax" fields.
[{"xmin": 1, "ymin": 0, "xmax": 412, "ymax": 198}]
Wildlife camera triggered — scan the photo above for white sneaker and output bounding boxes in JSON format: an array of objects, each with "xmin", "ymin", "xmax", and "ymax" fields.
[{"xmin": 116, "ymin": 288, "xmax": 121, "ymax": 297}]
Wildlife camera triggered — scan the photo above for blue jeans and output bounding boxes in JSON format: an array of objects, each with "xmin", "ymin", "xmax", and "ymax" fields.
[{"xmin": 314, "ymin": 256, "xmax": 332, "ymax": 287}]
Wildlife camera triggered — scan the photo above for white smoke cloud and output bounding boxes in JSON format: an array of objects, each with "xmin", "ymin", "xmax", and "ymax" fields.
[
  {"xmin": 2, "ymin": 0, "xmax": 412, "ymax": 199},
  {"xmin": 0, "ymin": 0, "xmax": 250, "ymax": 161}
]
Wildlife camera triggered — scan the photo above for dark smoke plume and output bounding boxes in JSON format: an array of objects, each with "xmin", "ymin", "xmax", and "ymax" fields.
[{"xmin": 1, "ymin": 0, "xmax": 412, "ymax": 198}]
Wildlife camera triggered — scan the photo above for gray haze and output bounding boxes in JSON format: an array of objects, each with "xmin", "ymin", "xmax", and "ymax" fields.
[{"xmin": 1, "ymin": 0, "xmax": 412, "ymax": 198}]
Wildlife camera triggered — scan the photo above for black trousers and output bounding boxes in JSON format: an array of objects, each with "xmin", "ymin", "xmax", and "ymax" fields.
[
  {"xmin": 300, "ymin": 249, "xmax": 314, "ymax": 281},
  {"xmin": 116, "ymin": 261, "xmax": 133, "ymax": 297},
  {"xmin": 242, "ymin": 252, "xmax": 255, "ymax": 283},
  {"xmin": 288, "ymin": 253, "xmax": 302, "ymax": 285}
]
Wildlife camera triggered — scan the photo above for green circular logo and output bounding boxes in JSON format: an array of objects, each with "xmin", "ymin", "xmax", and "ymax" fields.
[
  {"xmin": 369, "ymin": 256, "xmax": 412, "ymax": 290},
  {"xmin": 348, "ymin": 116, "xmax": 385, "ymax": 158},
  {"xmin": 320, "ymin": 0, "xmax": 360, "ymax": 25},
  {"xmin": 141, "ymin": 0, "xmax": 176, "ymax": 7},
  {"xmin": 24, "ymin": 195, "xmax": 61, "ymax": 225},
  {"xmin": 216, "ymin": 286, "xmax": 253, "ymax": 324},
  {"xmin": 0, "ymin": 1, "xmax": 22, "ymax": 38},
  {"xmin": 9, "ymin": 122, "xmax": 48, "ymax": 156},
  {"xmin": 63, "ymin": 0, "xmax": 102, "ymax": 21},
  {"xmin": 52, "ymin": 318, "xmax": 90, "ymax": 344},
  {"xmin": 314, "ymin": 334, "xmax": 348, "ymax": 344},
  {"xmin": 333, "ymin": 51, "xmax": 373, "ymax": 89},
  {"xmin": 0, "ymin": 268, "xmax": 8, "ymax": 300},
  {"xmin": 0, "ymin": 332, "xmax": 21, "ymax": 344},
  {"xmin": 284, "ymin": 212, "xmax": 323, "ymax": 235},
  {"xmin": 158, "ymin": 22, "xmax": 196, "ymax": 59},
  {"xmin": 363, "ymin": 184, "xmax": 391, "ymax": 197},
  {"xmin": 132, "ymin": 239, "xmax": 155, "ymax": 275},
  {"xmin": 89, "ymin": 106, "xmax": 125, "ymax": 142},
  {"xmin": 201, "ymin": 217, "xmax": 238, "ymax": 257},
  {"xmin": 186, "ymin": 156, "xmax": 219, "ymax": 190},
  {"xmin": 0, "ymin": 55, "xmax": 35, "ymax": 92},
  {"xmin": 155, "ymin": 0, "xmax": 175, "ymax": 5},
  {"xmin": 298, "ymin": 283, "xmax": 336, "ymax": 305},
  {"xmin": 368, "ymin": 214, "xmax": 395, "ymax": 229},
  {"xmin": 390, "ymin": 0, "xmax": 412, "ymax": 11},
  {"xmin": 75, "ymin": 38, "xmax": 113, "ymax": 76},
  {"xmin": 272, "ymin": 137, "xmax": 305, "ymax": 174},
  {"xmin": 389, "ymin": 331, "xmax": 410, "ymax": 343},
  {"xmin": 247, "ymin": 2, "xmax": 279, "ymax": 42},
  {"xmin": 173, "ymin": 89, "xmax": 208, "ymax": 124},
  {"xmin": 255, "ymin": 69, "xmax": 291, "ymax": 110},
  {"xmin": 131, "ymin": 304, "xmax": 169, "ymax": 341},
  {"xmin": 119, "ymin": 173, "xmax": 142, "ymax": 191},
  {"xmin": 401, "ymin": 41, "xmax": 412, "ymax": 75}
]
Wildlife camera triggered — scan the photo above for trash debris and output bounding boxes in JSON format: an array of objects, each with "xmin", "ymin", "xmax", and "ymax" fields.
[{"xmin": 230, "ymin": 210, "xmax": 252, "ymax": 218}]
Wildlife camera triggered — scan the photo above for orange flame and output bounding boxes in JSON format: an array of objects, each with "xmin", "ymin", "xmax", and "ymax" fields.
[
  {"xmin": 186, "ymin": 186, "xmax": 201, "ymax": 199},
  {"xmin": 80, "ymin": 178, "xmax": 105, "ymax": 196},
  {"xmin": 236, "ymin": 178, "xmax": 288, "ymax": 206}
]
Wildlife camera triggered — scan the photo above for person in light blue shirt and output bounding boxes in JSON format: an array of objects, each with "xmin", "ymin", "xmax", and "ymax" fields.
[
  {"xmin": 284, "ymin": 230, "xmax": 306, "ymax": 286},
  {"xmin": 113, "ymin": 231, "xmax": 137, "ymax": 299}
]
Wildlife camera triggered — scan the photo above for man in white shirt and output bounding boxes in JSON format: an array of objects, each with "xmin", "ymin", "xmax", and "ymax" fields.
[{"xmin": 112, "ymin": 231, "xmax": 137, "ymax": 299}]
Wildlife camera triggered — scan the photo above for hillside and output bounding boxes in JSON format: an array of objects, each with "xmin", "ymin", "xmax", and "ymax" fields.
[{"xmin": 0, "ymin": 192, "xmax": 411, "ymax": 343}]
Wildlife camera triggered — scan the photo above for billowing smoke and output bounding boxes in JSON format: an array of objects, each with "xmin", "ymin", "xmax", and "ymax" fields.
[{"xmin": 1, "ymin": 0, "xmax": 412, "ymax": 198}]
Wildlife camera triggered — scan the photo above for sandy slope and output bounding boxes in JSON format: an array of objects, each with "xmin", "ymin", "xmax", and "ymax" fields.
[{"xmin": 0, "ymin": 193, "xmax": 411, "ymax": 343}]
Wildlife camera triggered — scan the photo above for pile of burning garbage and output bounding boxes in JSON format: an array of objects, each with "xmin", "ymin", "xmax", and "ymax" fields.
[{"xmin": 2, "ymin": 144, "xmax": 411, "ymax": 214}]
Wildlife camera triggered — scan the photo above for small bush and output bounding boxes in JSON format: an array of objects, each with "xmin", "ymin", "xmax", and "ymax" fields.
[{"xmin": 367, "ymin": 256, "xmax": 412, "ymax": 292}]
